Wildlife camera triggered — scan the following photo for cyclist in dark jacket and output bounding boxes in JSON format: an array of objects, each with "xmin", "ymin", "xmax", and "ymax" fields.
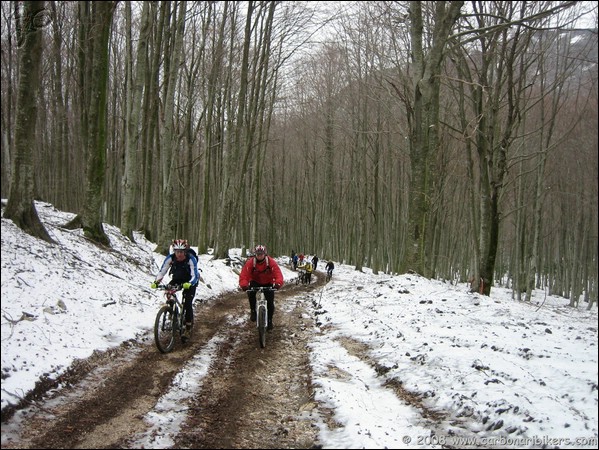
[
  {"xmin": 325, "ymin": 260, "xmax": 335, "ymax": 278},
  {"xmin": 151, "ymin": 239, "xmax": 199, "ymax": 337}
]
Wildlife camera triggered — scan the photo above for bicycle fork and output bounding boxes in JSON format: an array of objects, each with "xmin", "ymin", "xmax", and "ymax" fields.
[{"xmin": 256, "ymin": 294, "xmax": 268, "ymax": 328}]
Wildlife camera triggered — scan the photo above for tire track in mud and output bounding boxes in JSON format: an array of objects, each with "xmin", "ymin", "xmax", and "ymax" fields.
[
  {"xmin": 175, "ymin": 287, "xmax": 321, "ymax": 449},
  {"xmin": 1, "ymin": 279, "xmax": 325, "ymax": 449}
]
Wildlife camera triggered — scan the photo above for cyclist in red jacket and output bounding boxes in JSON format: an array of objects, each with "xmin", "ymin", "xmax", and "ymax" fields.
[{"xmin": 239, "ymin": 244, "xmax": 284, "ymax": 330}]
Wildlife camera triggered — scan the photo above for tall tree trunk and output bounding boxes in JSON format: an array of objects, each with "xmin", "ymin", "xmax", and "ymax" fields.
[
  {"xmin": 157, "ymin": 1, "xmax": 187, "ymax": 253},
  {"xmin": 249, "ymin": 1, "xmax": 276, "ymax": 248},
  {"xmin": 141, "ymin": 1, "xmax": 166, "ymax": 243},
  {"xmin": 71, "ymin": 1, "xmax": 115, "ymax": 246},
  {"xmin": 4, "ymin": 1, "xmax": 55, "ymax": 244},
  {"xmin": 63, "ymin": 2, "xmax": 114, "ymax": 245},
  {"xmin": 214, "ymin": 1, "xmax": 254, "ymax": 259},
  {"xmin": 405, "ymin": 1, "xmax": 463, "ymax": 276},
  {"xmin": 198, "ymin": 2, "xmax": 229, "ymax": 254},
  {"xmin": 121, "ymin": 1, "xmax": 151, "ymax": 241},
  {"xmin": 48, "ymin": 1, "xmax": 68, "ymax": 210}
]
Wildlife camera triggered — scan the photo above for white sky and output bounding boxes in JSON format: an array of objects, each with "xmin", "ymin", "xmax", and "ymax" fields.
[{"xmin": 1, "ymin": 200, "xmax": 598, "ymax": 449}]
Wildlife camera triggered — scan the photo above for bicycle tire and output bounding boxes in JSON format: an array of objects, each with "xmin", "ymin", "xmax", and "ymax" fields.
[
  {"xmin": 258, "ymin": 305, "xmax": 267, "ymax": 348},
  {"xmin": 154, "ymin": 305, "xmax": 176, "ymax": 353}
]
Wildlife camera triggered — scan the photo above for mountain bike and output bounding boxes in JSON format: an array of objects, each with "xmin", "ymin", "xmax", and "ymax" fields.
[
  {"xmin": 296, "ymin": 269, "xmax": 306, "ymax": 285},
  {"xmin": 326, "ymin": 270, "xmax": 333, "ymax": 283},
  {"xmin": 153, "ymin": 284, "xmax": 193, "ymax": 353},
  {"xmin": 247, "ymin": 286, "xmax": 275, "ymax": 348}
]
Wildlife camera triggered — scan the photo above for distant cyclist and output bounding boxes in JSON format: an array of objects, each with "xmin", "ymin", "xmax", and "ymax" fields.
[
  {"xmin": 239, "ymin": 244, "xmax": 284, "ymax": 330},
  {"xmin": 325, "ymin": 260, "xmax": 335, "ymax": 279},
  {"xmin": 151, "ymin": 239, "xmax": 199, "ymax": 338},
  {"xmin": 298, "ymin": 259, "xmax": 313, "ymax": 284}
]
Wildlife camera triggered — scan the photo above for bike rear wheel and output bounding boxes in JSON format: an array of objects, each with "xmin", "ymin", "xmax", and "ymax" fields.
[
  {"xmin": 257, "ymin": 305, "xmax": 267, "ymax": 348},
  {"xmin": 154, "ymin": 305, "xmax": 177, "ymax": 353}
]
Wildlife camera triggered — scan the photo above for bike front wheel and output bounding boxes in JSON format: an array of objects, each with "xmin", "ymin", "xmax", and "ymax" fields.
[
  {"xmin": 257, "ymin": 305, "xmax": 267, "ymax": 348},
  {"xmin": 154, "ymin": 305, "xmax": 177, "ymax": 353}
]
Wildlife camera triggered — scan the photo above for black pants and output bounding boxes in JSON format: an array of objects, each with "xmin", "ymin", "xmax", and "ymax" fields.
[
  {"xmin": 173, "ymin": 281, "xmax": 196, "ymax": 323},
  {"xmin": 247, "ymin": 281, "xmax": 275, "ymax": 323}
]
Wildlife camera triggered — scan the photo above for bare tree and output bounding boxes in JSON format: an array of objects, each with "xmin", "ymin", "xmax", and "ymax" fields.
[
  {"xmin": 450, "ymin": 1, "xmax": 584, "ymax": 295},
  {"xmin": 214, "ymin": 1, "xmax": 281, "ymax": 258},
  {"xmin": 156, "ymin": 0, "xmax": 187, "ymax": 254},
  {"xmin": 120, "ymin": 1, "xmax": 151, "ymax": 241},
  {"xmin": 405, "ymin": 1, "xmax": 464, "ymax": 276},
  {"xmin": 64, "ymin": 1, "xmax": 115, "ymax": 246},
  {"xmin": 4, "ymin": 1, "xmax": 55, "ymax": 244}
]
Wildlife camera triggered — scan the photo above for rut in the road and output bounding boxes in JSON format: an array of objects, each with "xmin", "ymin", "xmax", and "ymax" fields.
[
  {"xmin": 1, "ymin": 279, "xmax": 326, "ymax": 449},
  {"xmin": 175, "ymin": 287, "xmax": 321, "ymax": 449}
]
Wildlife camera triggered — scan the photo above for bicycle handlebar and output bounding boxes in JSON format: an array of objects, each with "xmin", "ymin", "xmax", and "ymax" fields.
[
  {"xmin": 156, "ymin": 283, "xmax": 183, "ymax": 291},
  {"xmin": 246, "ymin": 285, "xmax": 277, "ymax": 292}
]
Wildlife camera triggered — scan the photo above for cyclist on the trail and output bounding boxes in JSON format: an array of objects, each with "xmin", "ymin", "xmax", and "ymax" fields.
[
  {"xmin": 151, "ymin": 239, "xmax": 199, "ymax": 338},
  {"xmin": 306, "ymin": 260, "xmax": 313, "ymax": 283},
  {"xmin": 298, "ymin": 259, "xmax": 313, "ymax": 284},
  {"xmin": 325, "ymin": 260, "xmax": 335, "ymax": 278},
  {"xmin": 239, "ymin": 244, "xmax": 284, "ymax": 330}
]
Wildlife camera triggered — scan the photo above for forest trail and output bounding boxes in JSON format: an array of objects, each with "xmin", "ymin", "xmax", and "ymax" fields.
[{"xmin": 1, "ymin": 277, "xmax": 327, "ymax": 449}]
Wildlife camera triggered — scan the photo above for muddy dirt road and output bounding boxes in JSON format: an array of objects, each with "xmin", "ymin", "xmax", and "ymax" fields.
[{"xmin": 1, "ymin": 279, "xmax": 328, "ymax": 449}]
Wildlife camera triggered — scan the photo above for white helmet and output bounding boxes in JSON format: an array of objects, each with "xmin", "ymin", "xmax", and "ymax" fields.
[{"xmin": 172, "ymin": 239, "xmax": 188, "ymax": 250}]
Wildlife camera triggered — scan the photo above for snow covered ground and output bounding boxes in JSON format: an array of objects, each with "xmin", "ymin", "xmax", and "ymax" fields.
[{"xmin": 2, "ymin": 200, "xmax": 597, "ymax": 448}]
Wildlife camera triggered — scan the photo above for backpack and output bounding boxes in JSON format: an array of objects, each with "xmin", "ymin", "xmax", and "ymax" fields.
[{"xmin": 187, "ymin": 247, "xmax": 198, "ymax": 262}]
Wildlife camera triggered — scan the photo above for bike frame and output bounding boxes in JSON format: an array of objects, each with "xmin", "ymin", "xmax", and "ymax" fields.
[
  {"xmin": 162, "ymin": 285, "xmax": 184, "ymax": 325},
  {"xmin": 154, "ymin": 284, "xmax": 188, "ymax": 353},
  {"xmin": 247, "ymin": 286, "xmax": 273, "ymax": 348},
  {"xmin": 256, "ymin": 290, "xmax": 268, "ymax": 328}
]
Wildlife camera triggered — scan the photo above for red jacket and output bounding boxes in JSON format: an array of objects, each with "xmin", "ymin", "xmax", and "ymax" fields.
[{"xmin": 239, "ymin": 255, "xmax": 284, "ymax": 289}]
